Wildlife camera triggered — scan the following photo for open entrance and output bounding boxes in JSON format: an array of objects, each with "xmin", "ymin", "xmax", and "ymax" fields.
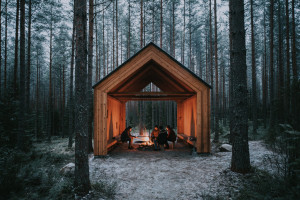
[{"xmin": 93, "ymin": 43, "xmax": 211, "ymax": 156}]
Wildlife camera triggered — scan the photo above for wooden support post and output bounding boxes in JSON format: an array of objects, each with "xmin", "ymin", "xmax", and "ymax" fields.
[{"xmin": 196, "ymin": 91, "xmax": 202, "ymax": 153}]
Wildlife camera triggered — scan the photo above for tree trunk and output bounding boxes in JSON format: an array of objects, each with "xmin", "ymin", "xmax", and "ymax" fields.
[
  {"xmin": 102, "ymin": 3, "xmax": 106, "ymax": 76},
  {"xmin": 127, "ymin": 0, "xmax": 131, "ymax": 58},
  {"xmin": 14, "ymin": 0, "xmax": 20, "ymax": 97},
  {"xmin": 277, "ymin": 1, "xmax": 284, "ymax": 123},
  {"xmin": 209, "ymin": 0, "xmax": 214, "ymax": 134},
  {"xmin": 172, "ymin": 1, "xmax": 175, "ymax": 57},
  {"xmin": 140, "ymin": 0, "xmax": 143, "ymax": 48},
  {"xmin": 4, "ymin": 0, "xmax": 7, "ymax": 90},
  {"xmin": 36, "ymin": 52, "xmax": 40, "ymax": 140},
  {"xmin": 95, "ymin": 10, "xmax": 99, "ymax": 82},
  {"xmin": 228, "ymin": 0, "xmax": 233, "ymax": 143},
  {"xmin": 25, "ymin": 0, "xmax": 32, "ymax": 113},
  {"xmin": 250, "ymin": 0, "xmax": 257, "ymax": 135},
  {"xmin": 18, "ymin": 0, "xmax": 26, "ymax": 149},
  {"xmin": 182, "ymin": 0, "xmax": 185, "ymax": 64},
  {"xmin": 112, "ymin": 0, "xmax": 115, "ymax": 70},
  {"xmin": 116, "ymin": 0, "xmax": 118, "ymax": 67},
  {"xmin": 213, "ymin": 0, "xmax": 219, "ymax": 143},
  {"xmin": 285, "ymin": 0, "xmax": 290, "ymax": 122},
  {"xmin": 61, "ymin": 64, "xmax": 65, "ymax": 137},
  {"xmin": 229, "ymin": 0, "xmax": 250, "ymax": 173},
  {"xmin": 160, "ymin": 0, "xmax": 162, "ymax": 48},
  {"xmin": 74, "ymin": 0, "xmax": 91, "ymax": 195},
  {"xmin": 48, "ymin": 5, "xmax": 53, "ymax": 142},
  {"xmin": 269, "ymin": 0, "xmax": 275, "ymax": 138},
  {"xmin": 189, "ymin": 0, "xmax": 191, "ymax": 69},
  {"xmin": 262, "ymin": 6, "xmax": 267, "ymax": 128},
  {"xmin": 68, "ymin": 2, "xmax": 75, "ymax": 148},
  {"xmin": 87, "ymin": 0, "xmax": 94, "ymax": 153},
  {"xmin": 291, "ymin": 0, "xmax": 297, "ymax": 80},
  {"xmin": 0, "ymin": 0, "xmax": 2, "ymax": 97}
]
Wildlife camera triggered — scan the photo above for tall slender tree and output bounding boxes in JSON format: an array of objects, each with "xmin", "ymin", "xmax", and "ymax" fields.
[
  {"xmin": 291, "ymin": 0, "xmax": 297, "ymax": 80},
  {"xmin": 87, "ymin": 0, "xmax": 94, "ymax": 153},
  {"xmin": 229, "ymin": 0, "xmax": 250, "ymax": 173},
  {"xmin": 4, "ymin": 0, "xmax": 8, "ymax": 90},
  {"xmin": 214, "ymin": 0, "xmax": 219, "ymax": 142},
  {"xmin": 26, "ymin": 0, "xmax": 32, "ymax": 113},
  {"xmin": 18, "ymin": 0, "xmax": 26, "ymax": 149},
  {"xmin": 250, "ymin": 0, "xmax": 257, "ymax": 135},
  {"xmin": 14, "ymin": 0, "xmax": 20, "ymax": 96},
  {"xmin": 209, "ymin": 0, "xmax": 214, "ymax": 134},
  {"xmin": 74, "ymin": 0, "xmax": 91, "ymax": 195},
  {"xmin": 262, "ymin": 5, "xmax": 267, "ymax": 128},
  {"xmin": 0, "ymin": 0, "xmax": 2, "ymax": 97},
  {"xmin": 277, "ymin": 1, "xmax": 284, "ymax": 123},
  {"xmin": 160, "ymin": 0, "xmax": 162, "ymax": 48},
  {"xmin": 140, "ymin": 0, "xmax": 143, "ymax": 48},
  {"xmin": 68, "ymin": 2, "xmax": 76, "ymax": 148},
  {"xmin": 182, "ymin": 0, "xmax": 185, "ymax": 64},
  {"xmin": 269, "ymin": 0, "xmax": 275, "ymax": 137},
  {"xmin": 116, "ymin": 0, "xmax": 118, "ymax": 67},
  {"xmin": 285, "ymin": 0, "xmax": 290, "ymax": 121}
]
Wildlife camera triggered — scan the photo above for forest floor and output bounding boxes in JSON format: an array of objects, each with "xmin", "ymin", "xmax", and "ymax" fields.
[
  {"xmin": 88, "ymin": 137, "xmax": 276, "ymax": 200},
  {"xmin": 4, "ymin": 130, "xmax": 294, "ymax": 199}
]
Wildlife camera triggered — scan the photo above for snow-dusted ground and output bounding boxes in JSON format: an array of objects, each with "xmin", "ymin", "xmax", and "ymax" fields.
[{"xmin": 89, "ymin": 140, "xmax": 273, "ymax": 200}]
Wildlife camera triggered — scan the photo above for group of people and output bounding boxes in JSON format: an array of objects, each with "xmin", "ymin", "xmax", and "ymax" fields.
[
  {"xmin": 150, "ymin": 125, "xmax": 176, "ymax": 150},
  {"xmin": 121, "ymin": 125, "xmax": 177, "ymax": 150}
]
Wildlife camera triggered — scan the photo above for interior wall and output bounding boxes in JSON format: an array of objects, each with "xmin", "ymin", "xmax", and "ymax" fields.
[
  {"xmin": 182, "ymin": 96, "xmax": 197, "ymax": 137},
  {"xmin": 107, "ymin": 96, "xmax": 122, "ymax": 141}
]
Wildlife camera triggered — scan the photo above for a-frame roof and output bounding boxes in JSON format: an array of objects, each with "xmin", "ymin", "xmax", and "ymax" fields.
[
  {"xmin": 93, "ymin": 42, "xmax": 211, "ymax": 88},
  {"xmin": 93, "ymin": 43, "xmax": 210, "ymax": 101}
]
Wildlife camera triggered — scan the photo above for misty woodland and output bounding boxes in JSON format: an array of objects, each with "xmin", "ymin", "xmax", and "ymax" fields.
[{"xmin": 0, "ymin": 0, "xmax": 299, "ymax": 199}]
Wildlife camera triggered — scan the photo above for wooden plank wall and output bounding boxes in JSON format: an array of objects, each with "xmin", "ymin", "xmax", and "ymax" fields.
[
  {"xmin": 107, "ymin": 96, "xmax": 122, "ymax": 141},
  {"xmin": 177, "ymin": 102, "xmax": 184, "ymax": 134},
  {"xmin": 120, "ymin": 102, "xmax": 126, "ymax": 134},
  {"xmin": 182, "ymin": 96, "xmax": 197, "ymax": 137}
]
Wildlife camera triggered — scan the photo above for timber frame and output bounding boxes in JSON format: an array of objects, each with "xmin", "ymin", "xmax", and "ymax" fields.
[{"xmin": 93, "ymin": 42, "xmax": 211, "ymax": 156}]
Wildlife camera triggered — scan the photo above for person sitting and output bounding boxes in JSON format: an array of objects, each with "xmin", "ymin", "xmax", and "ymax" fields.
[
  {"xmin": 157, "ymin": 126, "xmax": 168, "ymax": 151},
  {"xmin": 151, "ymin": 125, "xmax": 160, "ymax": 150},
  {"xmin": 121, "ymin": 126, "xmax": 135, "ymax": 149},
  {"xmin": 166, "ymin": 125, "xmax": 176, "ymax": 149}
]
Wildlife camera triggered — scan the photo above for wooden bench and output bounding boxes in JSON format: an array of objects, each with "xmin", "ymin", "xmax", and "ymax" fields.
[
  {"xmin": 177, "ymin": 133, "xmax": 197, "ymax": 154},
  {"xmin": 107, "ymin": 135, "xmax": 121, "ymax": 150},
  {"xmin": 177, "ymin": 134, "xmax": 196, "ymax": 146}
]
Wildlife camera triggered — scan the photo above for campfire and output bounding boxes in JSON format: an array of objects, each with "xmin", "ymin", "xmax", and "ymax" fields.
[{"xmin": 134, "ymin": 135, "xmax": 154, "ymax": 151}]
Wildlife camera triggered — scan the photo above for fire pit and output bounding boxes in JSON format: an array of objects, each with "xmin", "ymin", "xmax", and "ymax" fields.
[{"xmin": 134, "ymin": 136, "xmax": 154, "ymax": 151}]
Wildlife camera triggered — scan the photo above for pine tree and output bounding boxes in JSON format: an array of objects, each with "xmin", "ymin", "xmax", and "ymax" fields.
[
  {"xmin": 74, "ymin": 0, "xmax": 91, "ymax": 195},
  {"xmin": 229, "ymin": 0, "xmax": 250, "ymax": 173}
]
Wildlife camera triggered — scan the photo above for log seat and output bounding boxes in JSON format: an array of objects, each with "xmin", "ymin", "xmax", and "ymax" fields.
[
  {"xmin": 177, "ymin": 133, "xmax": 196, "ymax": 146},
  {"xmin": 107, "ymin": 135, "xmax": 122, "ymax": 150}
]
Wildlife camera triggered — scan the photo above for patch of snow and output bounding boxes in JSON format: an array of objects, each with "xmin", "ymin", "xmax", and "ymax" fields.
[{"xmin": 89, "ymin": 141, "xmax": 273, "ymax": 199}]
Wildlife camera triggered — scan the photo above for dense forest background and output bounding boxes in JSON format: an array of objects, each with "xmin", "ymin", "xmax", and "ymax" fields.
[{"xmin": 0, "ymin": 0, "xmax": 299, "ymax": 199}]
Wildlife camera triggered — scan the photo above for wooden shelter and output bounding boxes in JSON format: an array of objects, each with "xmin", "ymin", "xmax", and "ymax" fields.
[{"xmin": 93, "ymin": 43, "xmax": 211, "ymax": 156}]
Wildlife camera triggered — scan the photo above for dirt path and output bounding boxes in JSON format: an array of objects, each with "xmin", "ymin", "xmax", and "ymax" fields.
[{"xmin": 89, "ymin": 140, "xmax": 272, "ymax": 200}]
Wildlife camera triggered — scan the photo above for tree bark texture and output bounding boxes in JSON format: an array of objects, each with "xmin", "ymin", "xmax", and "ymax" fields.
[
  {"xmin": 269, "ymin": 0, "xmax": 275, "ymax": 136},
  {"xmin": 250, "ymin": 0, "xmax": 257, "ymax": 135},
  {"xmin": 26, "ymin": 0, "xmax": 32, "ymax": 113},
  {"xmin": 214, "ymin": 0, "xmax": 219, "ymax": 143},
  {"xmin": 18, "ymin": 0, "xmax": 26, "ymax": 149},
  {"xmin": 87, "ymin": 0, "xmax": 94, "ymax": 153},
  {"xmin": 14, "ymin": 0, "xmax": 20, "ymax": 96},
  {"xmin": 68, "ymin": 2, "xmax": 75, "ymax": 148},
  {"xmin": 229, "ymin": 0, "xmax": 250, "ymax": 173},
  {"xmin": 74, "ymin": 0, "xmax": 91, "ymax": 195}
]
